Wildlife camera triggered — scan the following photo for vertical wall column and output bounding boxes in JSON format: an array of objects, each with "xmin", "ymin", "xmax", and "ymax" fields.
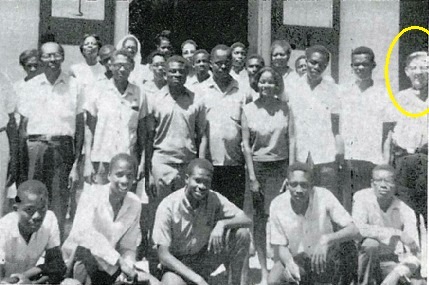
[{"xmin": 248, "ymin": 0, "xmax": 272, "ymax": 64}]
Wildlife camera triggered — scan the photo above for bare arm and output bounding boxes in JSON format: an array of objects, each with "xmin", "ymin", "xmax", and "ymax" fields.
[
  {"xmin": 241, "ymin": 112, "xmax": 259, "ymax": 192},
  {"xmin": 83, "ymin": 111, "xmax": 96, "ymax": 183}
]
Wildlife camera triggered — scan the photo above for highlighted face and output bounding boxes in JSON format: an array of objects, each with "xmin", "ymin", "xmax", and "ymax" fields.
[
  {"xmin": 287, "ymin": 170, "xmax": 312, "ymax": 207},
  {"xmin": 186, "ymin": 167, "xmax": 212, "ymax": 203},
  {"xmin": 371, "ymin": 170, "xmax": 395, "ymax": 201},
  {"xmin": 352, "ymin": 54, "xmax": 375, "ymax": 81},
  {"xmin": 246, "ymin": 58, "xmax": 264, "ymax": 78},
  {"xmin": 40, "ymin": 43, "xmax": 64, "ymax": 72},
  {"xmin": 232, "ymin": 47, "xmax": 246, "ymax": 69},
  {"xmin": 306, "ymin": 52, "xmax": 329, "ymax": 81},
  {"xmin": 109, "ymin": 159, "xmax": 136, "ymax": 196},
  {"xmin": 110, "ymin": 54, "xmax": 134, "ymax": 82},
  {"xmin": 23, "ymin": 56, "xmax": 39, "ymax": 78},
  {"xmin": 82, "ymin": 36, "xmax": 99, "ymax": 59},
  {"xmin": 17, "ymin": 193, "xmax": 48, "ymax": 234},
  {"xmin": 182, "ymin": 43, "xmax": 197, "ymax": 63},
  {"xmin": 123, "ymin": 38, "xmax": 138, "ymax": 58},
  {"xmin": 405, "ymin": 56, "xmax": 428, "ymax": 90},
  {"xmin": 258, "ymin": 71, "xmax": 277, "ymax": 98},
  {"xmin": 166, "ymin": 61, "xmax": 187, "ymax": 87},
  {"xmin": 211, "ymin": 49, "xmax": 232, "ymax": 80},
  {"xmin": 271, "ymin": 45, "xmax": 291, "ymax": 70},
  {"xmin": 193, "ymin": 53, "xmax": 210, "ymax": 76},
  {"xmin": 158, "ymin": 39, "xmax": 173, "ymax": 58},
  {"xmin": 150, "ymin": 55, "xmax": 166, "ymax": 79},
  {"xmin": 295, "ymin": 58, "xmax": 307, "ymax": 77}
]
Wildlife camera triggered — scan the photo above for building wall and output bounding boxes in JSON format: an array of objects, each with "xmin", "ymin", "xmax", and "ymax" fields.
[
  {"xmin": 0, "ymin": 0, "xmax": 129, "ymax": 84},
  {"xmin": 339, "ymin": 1, "xmax": 400, "ymax": 90}
]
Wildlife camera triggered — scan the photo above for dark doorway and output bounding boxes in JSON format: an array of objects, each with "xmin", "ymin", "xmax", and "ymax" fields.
[{"xmin": 129, "ymin": 0, "xmax": 248, "ymax": 64}]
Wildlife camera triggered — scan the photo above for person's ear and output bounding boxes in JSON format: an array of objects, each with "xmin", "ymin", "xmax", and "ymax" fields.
[
  {"xmin": 372, "ymin": 61, "xmax": 377, "ymax": 69},
  {"xmin": 405, "ymin": 66, "xmax": 411, "ymax": 78},
  {"xmin": 185, "ymin": 173, "xmax": 190, "ymax": 185}
]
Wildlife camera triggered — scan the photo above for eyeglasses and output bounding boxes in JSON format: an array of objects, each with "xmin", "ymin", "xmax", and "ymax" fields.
[
  {"xmin": 40, "ymin": 53, "xmax": 63, "ymax": 60},
  {"xmin": 288, "ymin": 181, "xmax": 311, "ymax": 189},
  {"xmin": 111, "ymin": 63, "xmax": 133, "ymax": 70}
]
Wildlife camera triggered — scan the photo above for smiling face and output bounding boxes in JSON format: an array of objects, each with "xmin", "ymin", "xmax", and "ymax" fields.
[
  {"xmin": 271, "ymin": 45, "xmax": 291, "ymax": 70},
  {"xmin": 40, "ymin": 42, "xmax": 64, "ymax": 73},
  {"xmin": 17, "ymin": 192, "xmax": 48, "ymax": 235},
  {"xmin": 110, "ymin": 54, "xmax": 134, "ymax": 82},
  {"xmin": 108, "ymin": 158, "xmax": 136, "ymax": 198},
  {"xmin": 185, "ymin": 166, "xmax": 213, "ymax": 203},
  {"xmin": 306, "ymin": 51, "xmax": 329, "ymax": 81},
  {"xmin": 352, "ymin": 53, "xmax": 375, "ymax": 81},
  {"xmin": 295, "ymin": 58, "xmax": 307, "ymax": 77},
  {"xmin": 258, "ymin": 70, "xmax": 277, "ymax": 98},
  {"xmin": 405, "ymin": 56, "xmax": 428, "ymax": 90},
  {"xmin": 158, "ymin": 39, "xmax": 173, "ymax": 58}
]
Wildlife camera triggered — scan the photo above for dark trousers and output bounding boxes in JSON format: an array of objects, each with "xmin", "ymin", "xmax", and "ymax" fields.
[
  {"xmin": 25, "ymin": 137, "xmax": 74, "ymax": 241},
  {"xmin": 268, "ymin": 241, "xmax": 357, "ymax": 285},
  {"xmin": 212, "ymin": 165, "xmax": 246, "ymax": 208}
]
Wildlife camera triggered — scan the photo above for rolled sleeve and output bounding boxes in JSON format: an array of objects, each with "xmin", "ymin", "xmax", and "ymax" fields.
[
  {"xmin": 269, "ymin": 212, "xmax": 288, "ymax": 246},
  {"xmin": 216, "ymin": 193, "xmax": 241, "ymax": 219},
  {"xmin": 152, "ymin": 203, "xmax": 172, "ymax": 247}
]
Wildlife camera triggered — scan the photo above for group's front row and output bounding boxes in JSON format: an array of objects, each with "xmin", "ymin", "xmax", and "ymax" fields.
[{"xmin": 0, "ymin": 154, "xmax": 424, "ymax": 285}]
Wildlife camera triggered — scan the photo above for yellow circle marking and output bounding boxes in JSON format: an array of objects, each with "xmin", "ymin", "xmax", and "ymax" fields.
[{"xmin": 384, "ymin": 25, "xmax": 429, "ymax": 118}]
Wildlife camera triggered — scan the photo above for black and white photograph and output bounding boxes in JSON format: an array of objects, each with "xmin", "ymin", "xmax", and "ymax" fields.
[{"xmin": 0, "ymin": 0, "xmax": 427, "ymax": 284}]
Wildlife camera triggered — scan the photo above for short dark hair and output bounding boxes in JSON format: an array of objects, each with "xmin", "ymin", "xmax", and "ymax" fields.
[
  {"xmin": 154, "ymin": 30, "xmax": 172, "ymax": 47},
  {"xmin": 294, "ymin": 55, "xmax": 306, "ymax": 69},
  {"xmin": 352, "ymin": 46, "xmax": 375, "ymax": 62},
  {"xmin": 19, "ymin": 49, "xmax": 39, "ymax": 67},
  {"xmin": 271, "ymin": 40, "xmax": 292, "ymax": 55},
  {"xmin": 246, "ymin": 54, "xmax": 265, "ymax": 67},
  {"xmin": 186, "ymin": 158, "xmax": 214, "ymax": 176},
  {"xmin": 15, "ymin": 180, "xmax": 48, "ymax": 204},
  {"xmin": 210, "ymin": 44, "xmax": 231, "ymax": 59},
  {"xmin": 109, "ymin": 153, "xmax": 138, "ymax": 176},
  {"xmin": 193, "ymin": 49, "xmax": 210, "ymax": 60},
  {"xmin": 305, "ymin": 45, "xmax": 330, "ymax": 62},
  {"xmin": 181, "ymin": 39, "xmax": 197, "ymax": 50},
  {"xmin": 231, "ymin": 42, "xmax": 246, "ymax": 51},
  {"xmin": 372, "ymin": 164, "xmax": 395, "ymax": 178},
  {"xmin": 147, "ymin": 50, "xmax": 165, "ymax": 64},
  {"xmin": 79, "ymin": 34, "xmax": 102, "ymax": 54},
  {"xmin": 166, "ymin": 55, "xmax": 187, "ymax": 67},
  {"xmin": 405, "ymin": 51, "xmax": 428, "ymax": 67},
  {"xmin": 111, "ymin": 49, "xmax": 135, "ymax": 65},
  {"xmin": 287, "ymin": 162, "xmax": 314, "ymax": 181},
  {"xmin": 251, "ymin": 67, "xmax": 284, "ymax": 95}
]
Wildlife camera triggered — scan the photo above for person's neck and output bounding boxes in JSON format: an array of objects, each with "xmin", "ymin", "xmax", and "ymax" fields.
[
  {"xmin": 18, "ymin": 223, "xmax": 33, "ymax": 243},
  {"xmin": 197, "ymin": 72, "xmax": 210, "ymax": 83},
  {"xmin": 114, "ymin": 78, "xmax": 129, "ymax": 94},
  {"xmin": 307, "ymin": 75, "xmax": 323, "ymax": 90},
  {"xmin": 232, "ymin": 65, "xmax": 244, "ymax": 74},
  {"xmin": 154, "ymin": 75, "xmax": 166, "ymax": 89},
  {"xmin": 85, "ymin": 56, "xmax": 98, "ymax": 66},
  {"xmin": 414, "ymin": 86, "xmax": 428, "ymax": 102},
  {"xmin": 377, "ymin": 196, "xmax": 393, "ymax": 212},
  {"xmin": 169, "ymin": 84, "xmax": 187, "ymax": 99},
  {"xmin": 213, "ymin": 75, "xmax": 232, "ymax": 93},
  {"xmin": 291, "ymin": 198, "xmax": 309, "ymax": 216},
  {"xmin": 45, "ymin": 69, "xmax": 61, "ymax": 85},
  {"xmin": 185, "ymin": 188, "xmax": 199, "ymax": 209},
  {"xmin": 356, "ymin": 78, "xmax": 374, "ymax": 92}
]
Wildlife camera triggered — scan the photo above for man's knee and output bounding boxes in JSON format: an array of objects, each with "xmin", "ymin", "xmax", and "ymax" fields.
[
  {"xmin": 161, "ymin": 271, "xmax": 187, "ymax": 285},
  {"xmin": 233, "ymin": 228, "xmax": 251, "ymax": 248},
  {"xmin": 360, "ymin": 238, "xmax": 380, "ymax": 255}
]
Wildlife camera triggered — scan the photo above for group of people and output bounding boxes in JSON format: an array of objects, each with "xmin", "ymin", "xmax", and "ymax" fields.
[{"xmin": 0, "ymin": 28, "xmax": 427, "ymax": 285}]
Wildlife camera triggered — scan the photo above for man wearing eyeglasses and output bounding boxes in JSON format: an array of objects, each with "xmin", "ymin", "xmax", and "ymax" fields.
[
  {"xmin": 16, "ymin": 42, "xmax": 84, "ymax": 240},
  {"xmin": 268, "ymin": 162, "xmax": 359, "ymax": 285},
  {"xmin": 352, "ymin": 164, "xmax": 422, "ymax": 285},
  {"xmin": 83, "ymin": 49, "xmax": 148, "ymax": 186}
]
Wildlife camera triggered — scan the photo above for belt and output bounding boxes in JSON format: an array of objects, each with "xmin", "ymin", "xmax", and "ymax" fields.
[{"xmin": 27, "ymin": 134, "xmax": 72, "ymax": 141}]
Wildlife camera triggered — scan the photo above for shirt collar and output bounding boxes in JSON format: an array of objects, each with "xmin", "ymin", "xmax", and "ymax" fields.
[
  {"xmin": 162, "ymin": 86, "xmax": 193, "ymax": 99},
  {"xmin": 106, "ymin": 79, "xmax": 137, "ymax": 98},
  {"xmin": 37, "ymin": 71, "xmax": 68, "ymax": 86},
  {"xmin": 206, "ymin": 76, "xmax": 239, "ymax": 95}
]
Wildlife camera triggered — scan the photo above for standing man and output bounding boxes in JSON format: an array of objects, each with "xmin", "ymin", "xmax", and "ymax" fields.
[
  {"xmin": 185, "ymin": 49, "xmax": 211, "ymax": 92},
  {"xmin": 268, "ymin": 162, "xmax": 359, "ymax": 285},
  {"xmin": 152, "ymin": 158, "xmax": 251, "ymax": 285},
  {"xmin": 340, "ymin": 46, "xmax": 396, "ymax": 211},
  {"xmin": 230, "ymin": 42, "xmax": 247, "ymax": 83},
  {"xmin": 17, "ymin": 42, "xmax": 84, "ymax": 239},
  {"xmin": 197, "ymin": 45, "xmax": 248, "ymax": 208},
  {"xmin": 147, "ymin": 55, "xmax": 207, "ymax": 202},
  {"xmin": 353, "ymin": 165, "xmax": 422, "ymax": 285},
  {"xmin": 244, "ymin": 54, "xmax": 265, "ymax": 101},
  {"xmin": 288, "ymin": 45, "xmax": 343, "ymax": 202},
  {"xmin": 143, "ymin": 51, "xmax": 167, "ymax": 100}
]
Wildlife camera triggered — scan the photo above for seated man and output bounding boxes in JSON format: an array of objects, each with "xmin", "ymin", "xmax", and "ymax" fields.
[
  {"xmin": 152, "ymin": 158, "xmax": 251, "ymax": 285},
  {"xmin": 268, "ymin": 162, "xmax": 359, "ymax": 285},
  {"xmin": 0, "ymin": 180, "xmax": 66, "ymax": 284},
  {"xmin": 62, "ymin": 153, "xmax": 160, "ymax": 285},
  {"xmin": 353, "ymin": 164, "xmax": 422, "ymax": 285}
]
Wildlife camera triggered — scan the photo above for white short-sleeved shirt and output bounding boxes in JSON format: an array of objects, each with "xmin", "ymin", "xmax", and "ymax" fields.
[
  {"xmin": 392, "ymin": 88, "xmax": 428, "ymax": 152},
  {"xmin": 152, "ymin": 188, "xmax": 241, "ymax": 257},
  {"xmin": 0, "ymin": 72, "xmax": 16, "ymax": 129},
  {"xmin": 0, "ymin": 211, "xmax": 60, "ymax": 277},
  {"xmin": 269, "ymin": 187, "xmax": 352, "ymax": 256},
  {"xmin": 62, "ymin": 184, "xmax": 142, "ymax": 275},
  {"xmin": 288, "ymin": 76, "xmax": 341, "ymax": 164},
  {"xmin": 340, "ymin": 82, "xmax": 398, "ymax": 164},
  {"xmin": 17, "ymin": 72, "xmax": 83, "ymax": 136},
  {"xmin": 70, "ymin": 62, "xmax": 106, "ymax": 91},
  {"xmin": 84, "ymin": 79, "xmax": 148, "ymax": 163}
]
